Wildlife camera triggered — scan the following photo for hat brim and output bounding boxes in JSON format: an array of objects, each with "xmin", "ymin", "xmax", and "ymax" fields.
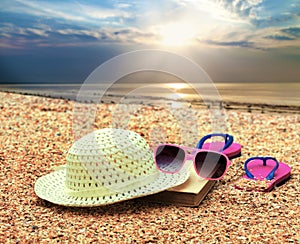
[{"xmin": 34, "ymin": 168, "xmax": 190, "ymax": 207}]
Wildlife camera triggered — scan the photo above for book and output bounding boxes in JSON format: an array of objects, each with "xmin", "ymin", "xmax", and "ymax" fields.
[{"xmin": 141, "ymin": 169, "xmax": 216, "ymax": 207}]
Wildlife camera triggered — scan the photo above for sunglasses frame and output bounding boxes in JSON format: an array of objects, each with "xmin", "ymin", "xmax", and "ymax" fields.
[{"xmin": 153, "ymin": 143, "xmax": 231, "ymax": 180}]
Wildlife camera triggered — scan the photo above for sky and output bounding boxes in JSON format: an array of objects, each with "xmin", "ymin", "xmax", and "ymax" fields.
[{"xmin": 0, "ymin": 0, "xmax": 300, "ymax": 84}]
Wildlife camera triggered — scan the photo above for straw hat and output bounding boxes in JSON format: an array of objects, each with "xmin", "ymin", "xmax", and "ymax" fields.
[{"xmin": 34, "ymin": 128, "xmax": 189, "ymax": 207}]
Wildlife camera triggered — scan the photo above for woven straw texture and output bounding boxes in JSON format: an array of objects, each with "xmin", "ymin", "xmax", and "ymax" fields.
[{"xmin": 34, "ymin": 128, "xmax": 189, "ymax": 206}]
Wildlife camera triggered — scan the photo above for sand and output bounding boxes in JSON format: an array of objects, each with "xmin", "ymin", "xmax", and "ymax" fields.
[{"xmin": 1, "ymin": 91, "xmax": 299, "ymax": 243}]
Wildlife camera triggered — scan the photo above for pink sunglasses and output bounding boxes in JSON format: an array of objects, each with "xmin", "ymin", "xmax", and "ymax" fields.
[{"xmin": 153, "ymin": 144, "xmax": 231, "ymax": 180}]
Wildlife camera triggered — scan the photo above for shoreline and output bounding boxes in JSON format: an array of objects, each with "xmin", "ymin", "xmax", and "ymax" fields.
[{"xmin": 1, "ymin": 89, "xmax": 299, "ymax": 115}]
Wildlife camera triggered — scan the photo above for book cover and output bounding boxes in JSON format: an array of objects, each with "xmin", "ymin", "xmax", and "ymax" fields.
[{"xmin": 142, "ymin": 169, "xmax": 215, "ymax": 207}]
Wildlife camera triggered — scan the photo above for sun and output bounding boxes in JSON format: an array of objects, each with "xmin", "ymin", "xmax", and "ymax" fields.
[{"xmin": 159, "ymin": 22, "xmax": 198, "ymax": 47}]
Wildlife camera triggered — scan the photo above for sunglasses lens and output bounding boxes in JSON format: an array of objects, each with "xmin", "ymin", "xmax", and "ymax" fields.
[
  {"xmin": 195, "ymin": 151, "xmax": 227, "ymax": 179},
  {"xmin": 155, "ymin": 145, "xmax": 185, "ymax": 173}
]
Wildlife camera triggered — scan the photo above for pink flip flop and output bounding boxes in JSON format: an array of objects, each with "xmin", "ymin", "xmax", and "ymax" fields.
[
  {"xmin": 196, "ymin": 134, "xmax": 241, "ymax": 159},
  {"xmin": 235, "ymin": 157, "xmax": 291, "ymax": 192}
]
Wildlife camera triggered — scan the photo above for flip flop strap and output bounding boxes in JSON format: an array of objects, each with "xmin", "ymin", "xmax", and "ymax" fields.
[
  {"xmin": 196, "ymin": 133, "xmax": 233, "ymax": 152},
  {"xmin": 245, "ymin": 156, "xmax": 279, "ymax": 180}
]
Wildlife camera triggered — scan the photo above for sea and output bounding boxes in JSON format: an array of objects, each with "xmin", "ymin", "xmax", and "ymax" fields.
[{"xmin": 0, "ymin": 82, "xmax": 299, "ymax": 113}]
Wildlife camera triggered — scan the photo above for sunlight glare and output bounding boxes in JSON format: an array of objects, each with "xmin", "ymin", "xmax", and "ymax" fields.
[
  {"xmin": 166, "ymin": 83, "xmax": 188, "ymax": 91},
  {"xmin": 159, "ymin": 22, "xmax": 198, "ymax": 47}
]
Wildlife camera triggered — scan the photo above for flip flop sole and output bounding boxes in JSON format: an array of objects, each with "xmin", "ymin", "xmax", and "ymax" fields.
[{"xmin": 235, "ymin": 160, "xmax": 291, "ymax": 192}]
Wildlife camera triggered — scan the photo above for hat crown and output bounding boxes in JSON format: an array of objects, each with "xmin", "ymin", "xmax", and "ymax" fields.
[{"xmin": 64, "ymin": 128, "xmax": 158, "ymax": 197}]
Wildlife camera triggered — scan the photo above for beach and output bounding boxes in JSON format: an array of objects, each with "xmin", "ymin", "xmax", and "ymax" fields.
[{"xmin": 1, "ymin": 91, "xmax": 299, "ymax": 243}]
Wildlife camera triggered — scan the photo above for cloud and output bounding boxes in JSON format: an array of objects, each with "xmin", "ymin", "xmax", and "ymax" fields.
[
  {"xmin": 217, "ymin": 0, "xmax": 300, "ymax": 28},
  {"xmin": 264, "ymin": 27, "xmax": 300, "ymax": 41},
  {"xmin": 281, "ymin": 27, "xmax": 300, "ymax": 38},
  {"xmin": 205, "ymin": 40, "xmax": 254, "ymax": 48},
  {"xmin": 1, "ymin": 0, "xmax": 299, "ymax": 51},
  {"xmin": 265, "ymin": 35, "xmax": 295, "ymax": 41},
  {"xmin": 0, "ymin": 22, "xmax": 158, "ymax": 49},
  {"xmin": 0, "ymin": 0, "xmax": 147, "ymax": 49},
  {"xmin": 2, "ymin": 0, "xmax": 84, "ymax": 22},
  {"xmin": 214, "ymin": 0, "xmax": 263, "ymax": 20},
  {"xmin": 1, "ymin": 0, "xmax": 132, "ymax": 27}
]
